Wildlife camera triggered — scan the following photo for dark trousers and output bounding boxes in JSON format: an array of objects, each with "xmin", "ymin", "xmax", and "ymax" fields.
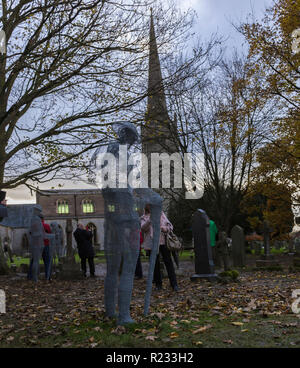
[
  {"xmin": 81, "ymin": 256, "xmax": 95, "ymax": 276},
  {"xmin": 135, "ymin": 252, "xmax": 143, "ymax": 278},
  {"xmin": 154, "ymin": 244, "xmax": 177, "ymax": 288},
  {"xmin": 42, "ymin": 245, "xmax": 52, "ymax": 280}
]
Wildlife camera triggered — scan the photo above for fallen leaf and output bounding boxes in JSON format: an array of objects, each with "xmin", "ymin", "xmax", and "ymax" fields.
[
  {"xmin": 145, "ymin": 335, "xmax": 158, "ymax": 341},
  {"xmin": 192, "ymin": 324, "xmax": 213, "ymax": 334},
  {"xmin": 231, "ymin": 322, "xmax": 244, "ymax": 326},
  {"xmin": 194, "ymin": 341, "xmax": 203, "ymax": 346},
  {"xmin": 93, "ymin": 327, "xmax": 103, "ymax": 332},
  {"xmin": 111, "ymin": 326, "xmax": 126, "ymax": 335}
]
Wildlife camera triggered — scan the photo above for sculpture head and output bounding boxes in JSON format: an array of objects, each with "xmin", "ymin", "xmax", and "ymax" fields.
[
  {"xmin": 32, "ymin": 205, "xmax": 42, "ymax": 217},
  {"xmin": 50, "ymin": 222, "xmax": 59, "ymax": 232},
  {"xmin": 113, "ymin": 122, "xmax": 139, "ymax": 146}
]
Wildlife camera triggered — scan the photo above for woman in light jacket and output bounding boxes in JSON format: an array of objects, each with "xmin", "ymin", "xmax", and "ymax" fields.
[{"xmin": 141, "ymin": 205, "xmax": 179, "ymax": 291}]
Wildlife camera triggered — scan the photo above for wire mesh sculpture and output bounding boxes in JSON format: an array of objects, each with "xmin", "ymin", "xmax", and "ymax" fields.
[
  {"xmin": 92, "ymin": 122, "xmax": 162, "ymax": 324},
  {"xmin": 50, "ymin": 222, "xmax": 64, "ymax": 259},
  {"xmin": 28, "ymin": 206, "xmax": 45, "ymax": 282}
]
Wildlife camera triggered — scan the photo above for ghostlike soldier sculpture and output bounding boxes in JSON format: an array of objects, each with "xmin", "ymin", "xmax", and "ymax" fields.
[
  {"xmin": 28, "ymin": 206, "xmax": 45, "ymax": 282},
  {"xmin": 91, "ymin": 122, "xmax": 162, "ymax": 324},
  {"xmin": 50, "ymin": 222, "xmax": 64, "ymax": 259}
]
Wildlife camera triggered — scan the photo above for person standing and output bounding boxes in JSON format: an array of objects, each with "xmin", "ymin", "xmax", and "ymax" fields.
[
  {"xmin": 209, "ymin": 219, "xmax": 219, "ymax": 266},
  {"xmin": 41, "ymin": 215, "xmax": 52, "ymax": 280},
  {"xmin": 141, "ymin": 205, "xmax": 179, "ymax": 292},
  {"xmin": 73, "ymin": 224, "xmax": 95, "ymax": 277}
]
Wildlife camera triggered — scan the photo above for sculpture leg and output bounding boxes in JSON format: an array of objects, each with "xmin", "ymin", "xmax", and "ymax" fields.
[
  {"xmin": 104, "ymin": 251, "xmax": 121, "ymax": 318},
  {"xmin": 144, "ymin": 198, "xmax": 162, "ymax": 315},
  {"xmin": 117, "ymin": 226, "xmax": 139, "ymax": 325},
  {"xmin": 104, "ymin": 221, "xmax": 121, "ymax": 318},
  {"xmin": 31, "ymin": 245, "xmax": 42, "ymax": 282}
]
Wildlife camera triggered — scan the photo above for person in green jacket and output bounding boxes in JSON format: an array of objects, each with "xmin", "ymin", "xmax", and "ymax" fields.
[
  {"xmin": 209, "ymin": 220, "xmax": 219, "ymax": 266},
  {"xmin": 210, "ymin": 220, "xmax": 218, "ymax": 247}
]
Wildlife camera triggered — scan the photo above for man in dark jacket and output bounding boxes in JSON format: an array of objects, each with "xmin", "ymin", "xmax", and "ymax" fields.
[{"xmin": 73, "ymin": 224, "xmax": 95, "ymax": 277}]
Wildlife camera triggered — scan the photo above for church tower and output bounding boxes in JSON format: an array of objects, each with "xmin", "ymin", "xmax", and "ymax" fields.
[{"xmin": 141, "ymin": 10, "xmax": 179, "ymax": 204}]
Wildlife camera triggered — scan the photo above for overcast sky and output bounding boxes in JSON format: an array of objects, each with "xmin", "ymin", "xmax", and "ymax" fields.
[
  {"xmin": 6, "ymin": 0, "xmax": 274, "ymax": 204},
  {"xmin": 178, "ymin": 0, "xmax": 273, "ymax": 51}
]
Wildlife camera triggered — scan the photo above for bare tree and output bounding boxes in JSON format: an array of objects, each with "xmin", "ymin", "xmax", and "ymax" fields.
[
  {"xmin": 0, "ymin": 0, "xmax": 195, "ymax": 191},
  {"xmin": 166, "ymin": 53, "xmax": 276, "ymax": 233}
]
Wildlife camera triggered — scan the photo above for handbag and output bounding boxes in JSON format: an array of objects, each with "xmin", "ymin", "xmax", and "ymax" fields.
[{"xmin": 165, "ymin": 231, "xmax": 182, "ymax": 251}]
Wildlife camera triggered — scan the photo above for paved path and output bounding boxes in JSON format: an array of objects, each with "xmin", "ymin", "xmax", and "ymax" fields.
[{"xmin": 94, "ymin": 260, "xmax": 194, "ymax": 279}]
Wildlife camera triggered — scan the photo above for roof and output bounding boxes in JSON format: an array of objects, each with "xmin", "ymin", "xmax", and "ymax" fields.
[
  {"xmin": 0, "ymin": 204, "xmax": 42, "ymax": 229},
  {"xmin": 37, "ymin": 189, "xmax": 102, "ymax": 196}
]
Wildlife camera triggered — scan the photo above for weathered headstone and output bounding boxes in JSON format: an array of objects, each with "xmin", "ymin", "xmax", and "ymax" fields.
[
  {"xmin": 293, "ymin": 237, "xmax": 300, "ymax": 269},
  {"xmin": 256, "ymin": 221, "xmax": 279, "ymax": 268},
  {"xmin": 231, "ymin": 225, "xmax": 246, "ymax": 267},
  {"xmin": 217, "ymin": 231, "xmax": 231, "ymax": 271},
  {"xmin": 253, "ymin": 240, "xmax": 262, "ymax": 256},
  {"xmin": 191, "ymin": 209, "xmax": 217, "ymax": 281},
  {"xmin": 57, "ymin": 219, "xmax": 81, "ymax": 280}
]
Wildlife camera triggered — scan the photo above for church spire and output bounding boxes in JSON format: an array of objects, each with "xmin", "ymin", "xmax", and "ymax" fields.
[
  {"xmin": 142, "ymin": 9, "xmax": 171, "ymax": 156},
  {"xmin": 147, "ymin": 9, "xmax": 169, "ymax": 122}
]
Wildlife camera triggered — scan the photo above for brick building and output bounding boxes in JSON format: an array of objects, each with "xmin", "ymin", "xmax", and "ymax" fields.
[{"xmin": 36, "ymin": 189, "xmax": 105, "ymax": 250}]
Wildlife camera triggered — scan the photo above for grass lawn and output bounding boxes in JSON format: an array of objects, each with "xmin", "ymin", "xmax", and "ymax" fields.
[
  {"xmin": 7, "ymin": 250, "xmax": 194, "ymax": 268},
  {"xmin": 0, "ymin": 267, "xmax": 299, "ymax": 348}
]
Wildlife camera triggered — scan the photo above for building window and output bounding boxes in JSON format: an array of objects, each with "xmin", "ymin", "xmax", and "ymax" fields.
[
  {"xmin": 82, "ymin": 199, "xmax": 94, "ymax": 214},
  {"xmin": 108, "ymin": 204, "xmax": 115, "ymax": 212},
  {"xmin": 57, "ymin": 200, "xmax": 69, "ymax": 214}
]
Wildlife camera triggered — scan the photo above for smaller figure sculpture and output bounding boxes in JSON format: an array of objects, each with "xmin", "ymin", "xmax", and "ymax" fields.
[
  {"xmin": 27, "ymin": 206, "xmax": 45, "ymax": 282},
  {"xmin": 50, "ymin": 222, "xmax": 64, "ymax": 260}
]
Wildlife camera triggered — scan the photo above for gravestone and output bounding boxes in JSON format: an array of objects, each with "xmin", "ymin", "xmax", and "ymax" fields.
[
  {"xmin": 231, "ymin": 225, "xmax": 246, "ymax": 267},
  {"xmin": 253, "ymin": 240, "xmax": 262, "ymax": 256},
  {"xmin": 293, "ymin": 238, "xmax": 300, "ymax": 269},
  {"xmin": 57, "ymin": 219, "xmax": 82, "ymax": 280},
  {"xmin": 256, "ymin": 221, "xmax": 279, "ymax": 268},
  {"xmin": 191, "ymin": 209, "xmax": 217, "ymax": 281},
  {"xmin": 217, "ymin": 231, "xmax": 231, "ymax": 271}
]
